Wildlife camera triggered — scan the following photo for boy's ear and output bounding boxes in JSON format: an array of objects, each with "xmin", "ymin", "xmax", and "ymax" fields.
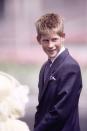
[
  {"xmin": 37, "ymin": 35, "xmax": 41, "ymax": 43},
  {"xmin": 61, "ymin": 34, "xmax": 65, "ymax": 42},
  {"xmin": 61, "ymin": 37, "xmax": 65, "ymax": 42},
  {"xmin": 61, "ymin": 33, "xmax": 65, "ymax": 42},
  {"xmin": 62, "ymin": 33, "xmax": 65, "ymax": 38},
  {"xmin": 60, "ymin": 32, "xmax": 65, "ymax": 38}
]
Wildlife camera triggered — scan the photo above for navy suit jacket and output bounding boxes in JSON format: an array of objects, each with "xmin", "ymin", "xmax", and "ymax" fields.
[{"xmin": 34, "ymin": 49, "xmax": 82, "ymax": 131}]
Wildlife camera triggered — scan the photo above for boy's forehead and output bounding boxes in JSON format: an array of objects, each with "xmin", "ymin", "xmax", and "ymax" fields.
[
  {"xmin": 41, "ymin": 31, "xmax": 60, "ymax": 39},
  {"xmin": 39, "ymin": 26, "xmax": 65, "ymax": 38}
]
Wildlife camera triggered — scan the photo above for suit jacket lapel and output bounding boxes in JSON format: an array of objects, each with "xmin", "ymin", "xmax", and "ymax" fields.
[
  {"xmin": 39, "ymin": 49, "xmax": 69, "ymax": 102},
  {"xmin": 38, "ymin": 62, "xmax": 46, "ymax": 101}
]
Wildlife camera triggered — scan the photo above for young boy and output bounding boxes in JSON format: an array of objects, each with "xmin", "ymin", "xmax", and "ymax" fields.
[{"xmin": 34, "ymin": 13, "xmax": 82, "ymax": 131}]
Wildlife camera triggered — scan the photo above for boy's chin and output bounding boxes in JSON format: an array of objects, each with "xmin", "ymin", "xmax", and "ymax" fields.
[
  {"xmin": 49, "ymin": 53, "xmax": 57, "ymax": 58},
  {"xmin": 48, "ymin": 55, "xmax": 56, "ymax": 59}
]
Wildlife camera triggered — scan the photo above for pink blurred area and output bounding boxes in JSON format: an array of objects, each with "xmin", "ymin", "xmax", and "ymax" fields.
[
  {"xmin": 0, "ymin": 0, "xmax": 87, "ymax": 66},
  {"xmin": 0, "ymin": 1, "xmax": 87, "ymax": 131}
]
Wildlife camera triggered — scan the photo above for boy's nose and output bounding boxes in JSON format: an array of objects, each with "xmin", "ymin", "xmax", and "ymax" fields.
[{"xmin": 48, "ymin": 41, "xmax": 54, "ymax": 48}]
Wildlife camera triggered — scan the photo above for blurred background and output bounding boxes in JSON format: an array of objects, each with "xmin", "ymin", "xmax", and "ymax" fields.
[{"xmin": 0, "ymin": 0, "xmax": 87, "ymax": 131}]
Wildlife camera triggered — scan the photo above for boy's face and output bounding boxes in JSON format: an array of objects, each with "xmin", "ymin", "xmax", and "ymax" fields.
[{"xmin": 37, "ymin": 31, "xmax": 65, "ymax": 59}]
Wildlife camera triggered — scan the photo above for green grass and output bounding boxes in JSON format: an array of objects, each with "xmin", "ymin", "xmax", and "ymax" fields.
[{"xmin": 0, "ymin": 62, "xmax": 40, "ymax": 95}]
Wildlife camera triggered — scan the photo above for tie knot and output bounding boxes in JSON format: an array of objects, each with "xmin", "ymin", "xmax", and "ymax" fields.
[{"xmin": 48, "ymin": 59, "xmax": 52, "ymax": 67}]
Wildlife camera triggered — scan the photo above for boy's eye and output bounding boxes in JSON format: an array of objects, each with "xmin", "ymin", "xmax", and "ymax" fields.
[
  {"xmin": 52, "ymin": 38, "xmax": 59, "ymax": 42},
  {"xmin": 42, "ymin": 39, "xmax": 49, "ymax": 43}
]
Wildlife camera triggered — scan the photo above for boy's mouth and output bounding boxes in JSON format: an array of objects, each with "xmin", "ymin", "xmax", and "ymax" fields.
[{"xmin": 47, "ymin": 49, "xmax": 56, "ymax": 53}]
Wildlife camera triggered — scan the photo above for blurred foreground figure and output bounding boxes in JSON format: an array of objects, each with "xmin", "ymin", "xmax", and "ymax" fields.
[
  {"xmin": 34, "ymin": 13, "xmax": 82, "ymax": 131},
  {"xmin": 0, "ymin": 71, "xmax": 30, "ymax": 131}
]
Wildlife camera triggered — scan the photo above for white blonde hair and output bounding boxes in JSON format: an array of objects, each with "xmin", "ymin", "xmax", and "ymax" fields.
[{"xmin": 0, "ymin": 71, "xmax": 29, "ymax": 121}]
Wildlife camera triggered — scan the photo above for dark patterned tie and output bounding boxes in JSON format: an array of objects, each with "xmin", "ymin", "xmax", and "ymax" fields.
[{"xmin": 44, "ymin": 59, "xmax": 52, "ymax": 82}]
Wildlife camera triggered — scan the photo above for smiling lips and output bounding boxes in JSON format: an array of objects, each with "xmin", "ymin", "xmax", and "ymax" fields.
[{"xmin": 47, "ymin": 49, "xmax": 56, "ymax": 54}]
